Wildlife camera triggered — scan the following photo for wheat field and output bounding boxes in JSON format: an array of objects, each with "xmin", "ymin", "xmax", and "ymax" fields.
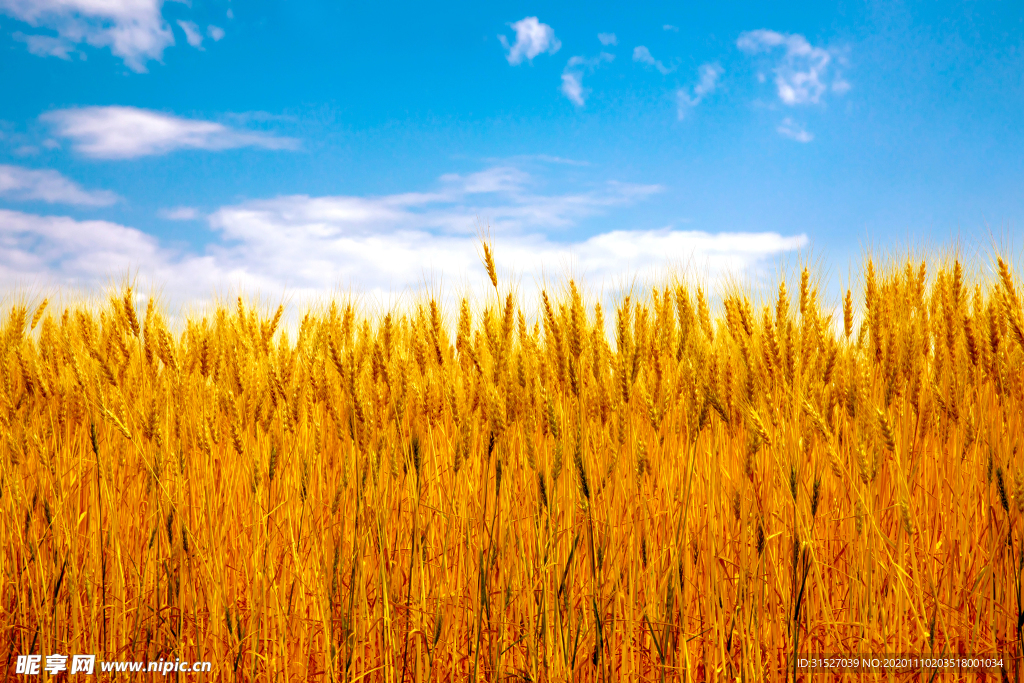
[{"xmin": 2, "ymin": 248, "xmax": 1023, "ymax": 681}]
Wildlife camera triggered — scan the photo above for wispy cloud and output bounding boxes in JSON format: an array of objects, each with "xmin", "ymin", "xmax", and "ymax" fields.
[
  {"xmin": 597, "ymin": 33, "xmax": 617, "ymax": 46},
  {"xmin": 663, "ymin": 24, "xmax": 679, "ymax": 32},
  {"xmin": 0, "ymin": 164, "xmax": 119, "ymax": 205},
  {"xmin": 439, "ymin": 166, "xmax": 531, "ymax": 194},
  {"xmin": 41, "ymin": 106, "xmax": 300, "ymax": 159},
  {"xmin": 0, "ymin": 209, "xmax": 215, "ymax": 295},
  {"xmin": 207, "ymin": 25, "xmax": 225, "ymax": 42},
  {"xmin": 486, "ymin": 154, "xmax": 590, "ymax": 167},
  {"xmin": 531, "ymin": 155, "xmax": 589, "ymax": 166},
  {"xmin": 0, "ymin": 166, "xmax": 807, "ymax": 313},
  {"xmin": 159, "ymin": 206, "xmax": 200, "ymax": 220},
  {"xmin": 499, "ymin": 17, "xmax": 561, "ymax": 65},
  {"xmin": 0, "ymin": 0, "xmax": 174, "ymax": 71},
  {"xmin": 676, "ymin": 63, "xmax": 723, "ymax": 118},
  {"xmin": 0, "ymin": 166, "xmax": 802, "ymax": 317},
  {"xmin": 177, "ymin": 20, "xmax": 203, "ymax": 49},
  {"xmin": 737, "ymin": 29, "xmax": 848, "ymax": 105},
  {"xmin": 777, "ymin": 117, "xmax": 813, "ymax": 142},
  {"xmin": 213, "ymin": 166, "xmax": 659, "ymax": 240},
  {"xmin": 561, "ymin": 73, "xmax": 586, "ymax": 106},
  {"xmin": 13, "ymin": 31, "xmax": 76, "ymax": 59},
  {"xmin": 561, "ymin": 53, "xmax": 615, "ymax": 106},
  {"xmin": 632, "ymin": 46, "xmax": 675, "ymax": 75},
  {"xmin": 0, "ymin": 166, "xmax": 652, "ymax": 302}
]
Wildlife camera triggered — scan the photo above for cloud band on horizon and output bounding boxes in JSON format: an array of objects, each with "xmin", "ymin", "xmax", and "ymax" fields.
[{"xmin": 0, "ymin": 165, "xmax": 808, "ymax": 312}]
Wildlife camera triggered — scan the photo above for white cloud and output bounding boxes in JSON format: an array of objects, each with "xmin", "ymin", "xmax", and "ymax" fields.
[
  {"xmin": 41, "ymin": 106, "xmax": 300, "ymax": 159},
  {"xmin": 207, "ymin": 25, "xmax": 224, "ymax": 41},
  {"xmin": 663, "ymin": 24, "xmax": 679, "ymax": 32},
  {"xmin": 0, "ymin": 0, "xmax": 174, "ymax": 72},
  {"xmin": 632, "ymin": 46, "xmax": 674, "ymax": 75},
  {"xmin": 439, "ymin": 166, "xmax": 530, "ymax": 194},
  {"xmin": 737, "ymin": 29, "xmax": 847, "ymax": 105},
  {"xmin": 499, "ymin": 16, "xmax": 561, "ymax": 65},
  {"xmin": 561, "ymin": 73, "xmax": 585, "ymax": 107},
  {"xmin": 0, "ymin": 209, "xmax": 219, "ymax": 297},
  {"xmin": 0, "ymin": 164, "xmax": 119, "ymax": 205},
  {"xmin": 13, "ymin": 31, "xmax": 76, "ymax": 59},
  {"xmin": 561, "ymin": 53, "xmax": 614, "ymax": 106},
  {"xmin": 0, "ymin": 167, "xmax": 650, "ymax": 304},
  {"xmin": 0, "ymin": 212, "xmax": 806, "ymax": 317},
  {"xmin": 159, "ymin": 206, "xmax": 200, "ymax": 220},
  {"xmin": 212, "ymin": 167, "xmax": 659, "ymax": 240},
  {"xmin": 499, "ymin": 154, "xmax": 589, "ymax": 167},
  {"xmin": 676, "ymin": 62, "xmax": 723, "ymax": 118},
  {"xmin": 527, "ymin": 154, "xmax": 589, "ymax": 166},
  {"xmin": 574, "ymin": 229, "xmax": 808, "ymax": 284},
  {"xmin": 597, "ymin": 32, "xmax": 617, "ymax": 46},
  {"xmin": 177, "ymin": 20, "xmax": 203, "ymax": 49},
  {"xmin": 693, "ymin": 63, "xmax": 722, "ymax": 98},
  {"xmin": 777, "ymin": 117, "xmax": 813, "ymax": 142},
  {"xmin": 0, "ymin": 167, "xmax": 807, "ymax": 317}
]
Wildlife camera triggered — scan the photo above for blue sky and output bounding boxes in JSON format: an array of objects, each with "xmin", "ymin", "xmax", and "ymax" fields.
[{"xmin": 1, "ymin": 1, "xmax": 1023, "ymax": 310}]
